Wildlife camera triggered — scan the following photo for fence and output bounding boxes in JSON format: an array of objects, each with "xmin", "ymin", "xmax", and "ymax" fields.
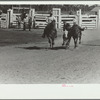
[
  {"xmin": 81, "ymin": 15, "xmax": 97, "ymax": 29},
  {"xmin": 61, "ymin": 14, "xmax": 77, "ymax": 28},
  {"xmin": 0, "ymin": 13, "xmax": 7, "ymax": 28},
  {"xmin": 35, "ymin": 14, "xmax": 49, "ymax": 28},
  {"xmin": 0, "ymin": 8, "xmax": 99, "ymax": 30},
  {"xmin": 12, "ymin": 13, "xmax": 29, "ymax": 28}
]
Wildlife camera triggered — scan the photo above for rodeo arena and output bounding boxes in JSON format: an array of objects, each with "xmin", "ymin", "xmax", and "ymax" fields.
[{"xmin": 0, "ymin": 5, "xmax": 100, "ymax": 84}]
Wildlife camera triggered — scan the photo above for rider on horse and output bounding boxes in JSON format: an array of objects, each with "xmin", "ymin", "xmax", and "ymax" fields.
[
  {"xmin": 72, "ymin": 19, "xmax": 85, "ymax": 35},
  {"xmin": 42, "ymin": 12, "xmax": 57, "ymax": 38},
  {"xmin": 65, "ymin": 19, "xmax": 85, "ymax": 48}
]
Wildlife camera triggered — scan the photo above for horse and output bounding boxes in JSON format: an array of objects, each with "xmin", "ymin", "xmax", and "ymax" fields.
[
  {"xmin": 62, "ymin": 23, "xmax": 71, "ymax": 47},
  {"xmin": 63, "ymin": 23, "xmax": 85, "ymax": 49},
  {"xmin": 42, "ymin": 20, "xmax": 57, "ymax": 48}
]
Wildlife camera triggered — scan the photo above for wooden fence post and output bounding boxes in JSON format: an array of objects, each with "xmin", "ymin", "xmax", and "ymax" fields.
[
  {"xmin": 7, "ymin": 9, "xmax": 13, "ymax": 28},
  {"xmin": 77, "ymin": 9, "xmax": 82, "ymax": 26},
  {"xmin": 29, "ymin": 9, "xmax": 35, "ymax": 28},
  {"xmin": 52, "ymin": 8, "xmax": 61, "ymax": 29},
  {"xmin": 98, "ymin": 9, "xmax": 100, "ymax": 29},
  {"xmin": 29, "ymin": 9, "xmax": 35, "ymax": 19}
]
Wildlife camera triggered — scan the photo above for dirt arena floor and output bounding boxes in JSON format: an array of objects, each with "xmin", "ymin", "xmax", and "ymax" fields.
[{"xmin": 0, "ymin": 28, "xmax": 100, "ymax": 84}]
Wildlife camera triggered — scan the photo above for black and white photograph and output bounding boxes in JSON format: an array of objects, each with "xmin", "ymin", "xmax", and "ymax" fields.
[
  {"xmin": 0, "ymin": 0, "xmax": 100, "ymax": 99},
  {"xmin": 0, "ymin": 1, "xmax": 100, "ymax": 84}
]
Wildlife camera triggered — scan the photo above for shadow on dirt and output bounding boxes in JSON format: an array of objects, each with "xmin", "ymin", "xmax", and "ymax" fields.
[
  {"xmin": 22, "ymin": 46, "xmax": 44, "ymax": 50},
  {"xmin": 18, "ymin": 46, "xmax": 67, "ymax": 50},
  {"xmin": 51, "ymin": 46, "xmax": 66, "ymax": 50}
]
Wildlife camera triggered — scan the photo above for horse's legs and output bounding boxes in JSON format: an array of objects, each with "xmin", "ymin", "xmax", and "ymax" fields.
[
  {"xmin": 48, "ymin": 38, "xmax": 54, "ymax": 49},
  {"xmin": 55, "ymin": 29, "xmax": 57, "ymax": 38},
  {"xmin": 62, "ymin": 37, "xmax": 65, "ymax": 46},
  {"xmin": 73, "ymin": 37, "xmax": 78, "ymax": 48},
  {"xmin": 51, "ymin": 38, "xmax": 54, "ymax": 48},
  {"xmin": 79, "ymin": 32, "xmax": 82, "ymax": 44},
  {"xmin": 42, "ymin": 25, "xmax": 48, "ymax": 38},
  {"xmin": 48, "ymin": 37, "xmax": 52, "ymax": 48},
  {"xmin": 65, "ymin": 36, "xmax": 71, "ymax": 49}
]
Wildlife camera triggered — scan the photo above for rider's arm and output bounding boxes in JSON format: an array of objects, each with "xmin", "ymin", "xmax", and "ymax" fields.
[{"xmin": 78, "ymin": 25, "xmax": 85, "ymax": 31}]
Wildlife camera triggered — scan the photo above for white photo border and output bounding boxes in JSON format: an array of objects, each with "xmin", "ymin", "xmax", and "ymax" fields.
[{"xmin": 0, "ymin": 1, "xmax": 100, "ymax": 99}]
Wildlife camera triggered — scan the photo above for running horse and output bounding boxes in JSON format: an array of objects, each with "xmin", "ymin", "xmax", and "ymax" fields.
[
  {"xmin": 63, "ymin": 23, "xmax": 85, "ymax": 49},
  {"xmin": 42, "ymin": 20, "xmax": 57, "ymax": 48},
  {"xmin": 62, "ymin": 23, "xmax": 71, "ymax": 46}
]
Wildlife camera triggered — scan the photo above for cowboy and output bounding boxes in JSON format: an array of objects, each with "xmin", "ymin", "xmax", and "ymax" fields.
[
  {"xmin": 28, "ymin": 17, "xmax": 32, "ymax": 31},
  {"xmin": 33, "ymin": 16, "xmax": 36, "ymax": 29},
  {"xmin": 16, "ymin": 16, "xmax": 21, "ymax": 29},
  {"xmin": 46, "ymin": 12, "xmax": 56, "ymax": 24},
  {"xmin": 42, "ymin": 12, "xmax": 57, "ymax": 38},
  {"xmin": 23, "ymin": 18, "xmax": 27, "ymax": 31}
]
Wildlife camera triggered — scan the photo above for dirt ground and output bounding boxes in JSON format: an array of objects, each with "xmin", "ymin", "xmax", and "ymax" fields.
[{"xmin": 0, "ymin": 28, "xmax": 100, "ymax": 84}]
